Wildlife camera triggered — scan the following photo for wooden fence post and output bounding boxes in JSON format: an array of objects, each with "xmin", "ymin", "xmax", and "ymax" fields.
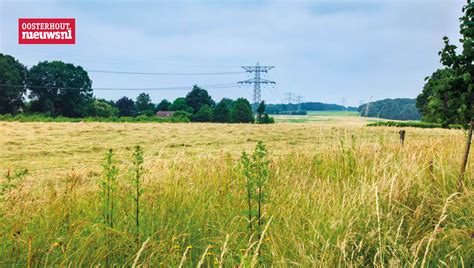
[
  {"xmin": 459, "ymin": 121, "xmax": 473, "ymax": 191},
  {"xmin": 399, "ymin": 129, "xmax": 406, "ymax": 146}
]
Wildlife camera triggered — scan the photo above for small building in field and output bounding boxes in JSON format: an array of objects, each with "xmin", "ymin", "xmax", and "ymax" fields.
[{"xmin": 156, "ymin": 111, "xmax": 175, "ymax": 117}]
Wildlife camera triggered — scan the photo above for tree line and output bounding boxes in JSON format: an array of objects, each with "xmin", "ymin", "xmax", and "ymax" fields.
[
  {"xmin": 358, "ymin": 98, "xmax": 421, "ymax": 121},
  {"xmin": 266, "ymin": 102, "xmax": 357, "ymax": 115},
  {"xmin": 0, "ymin": 54, "xmax": 273, "ymax": 124}
]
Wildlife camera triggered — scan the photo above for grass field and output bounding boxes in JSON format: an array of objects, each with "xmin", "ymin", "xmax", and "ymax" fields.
[
  {"xmin": 0, "ymin": 119, "xmax": 472, "ymax": 266},
  {"xmin": 273, "ymin": 110, "xmax": 369, "ymax": 125}
]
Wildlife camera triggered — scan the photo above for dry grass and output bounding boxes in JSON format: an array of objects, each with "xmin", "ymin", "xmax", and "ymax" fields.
[{"xmin": 0, "ymin": 120, "xmax": 472, "ymax": 266}]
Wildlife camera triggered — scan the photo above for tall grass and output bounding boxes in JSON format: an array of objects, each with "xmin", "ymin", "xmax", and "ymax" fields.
[{"xmin": 0, "ymin": 124, "xmax": 472, "ymax": 266}]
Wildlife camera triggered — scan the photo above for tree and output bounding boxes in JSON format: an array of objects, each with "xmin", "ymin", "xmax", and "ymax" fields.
[
  {"xmin": 135, "ymin": 93, "xmax": 154, "ymax": 115},
  {"xmin": 256, "ymin": 101, "xmax": 266, "ymax": 123},
  {"xmin": 184, "ymin": 85, "xmax": 215, "ymax": 113},
  {"xmin": 88, "ymin": 99, "xmax": 118, "ymax": 117},
  {"xmin": 358, "ymin": 98, "xmax": 421, "ymax": 121},
  {"xmin": 0, "ymin": 54, "xmax": 28, "ymax": 115},
  {"xmin": 417, "ymin": 69, "xmax": 454, "ymax": 123},
  {"xmin": 420, "ymin": 0, "xmax": 474, "ymax": 190},
  {"xmin": 255, "ymin": 101, "xmax": 274, "ymax": 124},
  {"xmin": 28, "ymin": 61, "xmax": 92, "ymax": 117},
  {"xmin": 219, "ymin": 98, "xmax": 235, "ymax": 110},
  {"xmin": 261, "ymin": 113, "xmax": 275, "ymax": 124},
  {"xmin": 169, "ymin": 97, "xmax": 193, "ymax": 113},
  {"xmin": 213, "ymin": 100, "xmax": 231, "ymax": 123},
  {"xmin": 193, "ymin": 104, "xmax": 213, "ymax": 122},
  {"xmin": 157, "ymin": 99, "xmax": 171, "ymax": 111},
  {"xmin": 232, "ymin": 98, "xmax": 254, "ymax": 123},
  {"xmin": 115, "ymin": 97, "xmax": 136, "ymax": 117}
]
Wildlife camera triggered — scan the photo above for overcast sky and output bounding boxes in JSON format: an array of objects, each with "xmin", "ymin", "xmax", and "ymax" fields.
[{"xmin": 0, "ymin": 0, "xmax": 465, "ymax": 106}]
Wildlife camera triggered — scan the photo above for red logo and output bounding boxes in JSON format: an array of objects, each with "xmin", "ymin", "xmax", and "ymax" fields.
[{"xmin": 19, "ymin": 18, "xmax": 75, "ymax": 44}]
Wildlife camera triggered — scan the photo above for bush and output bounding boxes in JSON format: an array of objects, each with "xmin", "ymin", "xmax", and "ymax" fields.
[
  {"xmin": 172, "ymin": 111, "xmax": 192, "ymax": 122},
  {"xmin": 193, "ymin": 105, "xmax": 213, "ymax": 122}
]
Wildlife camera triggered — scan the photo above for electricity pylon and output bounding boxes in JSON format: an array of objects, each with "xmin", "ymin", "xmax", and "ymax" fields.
[
  {"xmin": 365, "ymin": 96, "xmax": 373, "ymax": 117},
  {"xmin": 283, "ymin": 92, "xmax": 297, "ymax": 114},
  {"xmin": 238, "ymin": 62, "xmax": 275, "ymax": 104},
  {"xmin": 296, "ymin": 94, "xmax": 304, "ymax": 112}
]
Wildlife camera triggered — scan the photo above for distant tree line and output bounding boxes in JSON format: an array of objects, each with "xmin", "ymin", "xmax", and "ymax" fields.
[
  {"xmin": 358, "ymin": 98, "xmax": 421, "ymax": 121},
  {"xmin": 265, "ymin": 102, "xmax": 357, "ymax": 115},
  {"xmin": 153, "ymin": 85, "xmax": 273, "ymax": 123},
  {"xmin": 0, "ymin": 54, "xmax": 273, "ymax": 124}
]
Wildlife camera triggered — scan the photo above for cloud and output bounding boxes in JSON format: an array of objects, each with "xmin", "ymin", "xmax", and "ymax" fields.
[{"xmin": 0, "ymin": 0, "xmax": 466, "ymax": 105}]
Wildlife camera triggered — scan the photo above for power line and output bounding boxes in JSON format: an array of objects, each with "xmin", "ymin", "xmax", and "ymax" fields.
[
  {"xmin": 0, "ymin": 83, "xmax": 240, "ymax": 91},
  {"xmin": 87, "ymin": 69, "xmax": 245, "ymax": 76},
  {"xmin": 238, "ymin": 62, "xmax": 275, "ymax": 104},
  {"xmin": 6, "ymin": 47, "xmax": 241, "ymax": 68}
]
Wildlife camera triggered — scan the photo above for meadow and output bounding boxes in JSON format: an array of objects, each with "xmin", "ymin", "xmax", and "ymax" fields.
[{"xmin": 0, "ymin": 117, "xmax": 472, "ymax": 266}]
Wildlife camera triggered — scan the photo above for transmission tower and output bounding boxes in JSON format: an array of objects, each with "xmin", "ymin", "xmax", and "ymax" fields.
[
  {"xmin": 364, "ymin": 96, "xmax": 373, "ymax": 117},
  {"xmin": 238, "ymin": 62, "xmax": 275, "ymax": 104},
  {"xmin": 282, "ymin": 92, "xmax": 297, "ymax": 114},
  {"xmin": 296, "ymin": 94, "xmax": 304, "ymax": 112},
  {"xmin": 341, "ymin": 97, "xmax": 347, "ymax": 115}
]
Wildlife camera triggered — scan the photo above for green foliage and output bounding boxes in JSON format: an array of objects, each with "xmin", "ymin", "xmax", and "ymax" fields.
[
  {"xmin": 28, "ymin": 61, "xmax": 92, "ymax": 117},
  {"xmin": 135, "ymin": 93, "xmax": 155, "ymax": 115},
  {"xmin": 418, "ymin": 1, "xmax": 474, "ymax": 127},
  {"xmin": 219, "ymin": 98, "xmax": 235, "ymax": 111},
  {"xmin": 0, "ymin": 168, "xmax": 28, "ymax": 201},
  {"xmin": 184, "ymin": 85, "xmax": 215, "ymax": 113},
  {"xmin": 256, "ymin": 101, "xmax": 274, "ymax": 124},
  {"xmin": 260, "ymin": 113, "xmax": 274, "ymax": 124},
  {"xmin": 232, "ymin": 98, "xmax": 255, "ymax": 123},
  {"xmin": 213, "ymin": 100, "xmax": 231, "ymax": 123},
  {"xmin": 115, "ymin": 96, "xmax": 137, "ymax": 117},
  {"xmin": 157, "ymin": 99, "xmax": 171, "ymax": 111},
  {"xmin": 193, "ymin": 104, "xmax": 213, "ymax": 122},
  {"xmin": 240, "ymin": 141, "xmax": 271, "ymax": 238},
  {"xmin": 172, "ymin": 111, "xmax": 192, "ymax": 122},
  {"xmin": 0, "ymin": 114, "xmax": 189, "ymax": 123},
  {"xmin": 417, "ymin": 69, "xmax": 454, "ymax": 123},
  {"xmin": 266, "ymin": 102, "xmax": 356, "ymax": 115},
  {"xmin": 0, "ymin": 53, "xmax": 268, "ymax": 125},
  {"xmin": 358, "ymin": 98, "xmax": 421, "ymax": 121},
  {"xmin": 256, "ymin": 101, "xmax": 265, "ymax": 123},
  {"xmin": 99, "ymin": 149, "xmax": 119, "ymax": 228},
  {"xmin": 131, "ymin": 145, "xmax": 144, "ymax": 246},
  {"xmin": 88, "ymin": 99, "xmax": 118, "ymax": 117},
  {"xmin": 169, "ymin": 97, "xmax": 193, "ymax": 113},
  {"xmin": 0, "ymin": 54, "xmax": 28, "ymax": 115}
]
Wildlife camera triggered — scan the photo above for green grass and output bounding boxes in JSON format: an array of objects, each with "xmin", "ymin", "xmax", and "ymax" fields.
[
  {"xmin": 306, "ymin": 110, "xmax": 359, "ymax": 116},
  {"xmin": 273, "ymin": 110, "xmax": 365, "ymax": 125},
  {"xmin": 367, "ymin": 121, "xmax": 464, "ymax": 129},
  {"xmin": 0, "ymin": 114, "xmax": 189, "ymax": 123}
]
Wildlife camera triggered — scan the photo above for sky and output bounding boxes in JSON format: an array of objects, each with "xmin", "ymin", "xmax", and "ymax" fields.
[{"xmin": 0, "ymin": 0, "xmax": 466, "ymax": 106}]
